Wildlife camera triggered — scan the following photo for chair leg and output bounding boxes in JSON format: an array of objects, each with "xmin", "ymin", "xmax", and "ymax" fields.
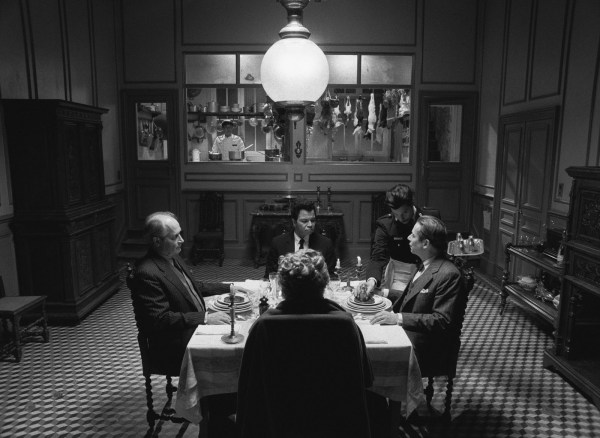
[
  {"xmin": 443, "ymin": 377, "xmax": 454, "ymax": 422},
  {"xmin": 425, "ymin": 377, "xmax": 434, "ymax": 408},
  {"xmin": 144, "ymin": 375, "xmax": 156, "ymax": 428},
  {"xmin": 12, "ymin": 314, "xmax": 22, "ymax": 362},
  {"xmin": 41, "ymin": 307, "xmax": 50, "ymax": 343},
  {"xmin": 166, "ymin": 375, "xmax": 177, "ymax": 399}
]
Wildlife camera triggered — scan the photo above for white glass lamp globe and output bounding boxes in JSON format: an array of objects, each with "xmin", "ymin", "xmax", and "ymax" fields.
[{"xmin": 261, "ymin": 38, "xmax": 329, "ymax": 121}]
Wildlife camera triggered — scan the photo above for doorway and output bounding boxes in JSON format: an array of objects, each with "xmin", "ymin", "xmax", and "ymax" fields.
[
  {"xmin": 122, "ymin": 89, "xmax": 179, "ymax": 230},
  {"xmin": 417, "ymin": 91, "xmax": 478, "ymax": 235}
]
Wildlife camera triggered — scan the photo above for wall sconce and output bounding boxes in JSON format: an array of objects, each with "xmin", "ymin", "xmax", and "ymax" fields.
[
  {"xmin": 295, "ymin": 141, "xmax": 303, "ymax": 158},
  {"xmin": 260, "ymin": 0, "xmax": 329, "ymax": 122}
]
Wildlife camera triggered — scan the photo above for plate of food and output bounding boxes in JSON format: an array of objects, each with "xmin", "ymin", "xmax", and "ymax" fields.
[
  {"xmin": 343, "ymin": 295, "xmax": 392, "ymax": 314},
  {"xmin": 209, "ymin": 301, "xmax": 253, "ymax": 313},
  {"xmin": 217, "ymin": 293, "xmax": 248, "ymax": 305}
]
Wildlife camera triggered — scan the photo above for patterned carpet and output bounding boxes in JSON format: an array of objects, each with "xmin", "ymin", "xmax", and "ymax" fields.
[{"xmin": 1, "ymin": 258, "xmax": 599, "ymax": 437}]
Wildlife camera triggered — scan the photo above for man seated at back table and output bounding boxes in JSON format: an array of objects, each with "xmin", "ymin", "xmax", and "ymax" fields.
[
  {"xmin": 369, "ymin": 215, "xmax": 467, "ymax": 379},
  {"xmin": 264, "ymin": 198, "xmax": 336, "ymax": 279}
]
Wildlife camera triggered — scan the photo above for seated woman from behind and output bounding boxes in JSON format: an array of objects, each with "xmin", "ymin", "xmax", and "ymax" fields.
[{"xmin": 266, "ymin": 249, "xmax": 344, "ymax": 315}]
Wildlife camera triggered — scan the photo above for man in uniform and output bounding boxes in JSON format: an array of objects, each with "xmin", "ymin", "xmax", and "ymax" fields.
[{"xmin": 365, "ymin": 184, "xmax": 422, "ymax": 295}]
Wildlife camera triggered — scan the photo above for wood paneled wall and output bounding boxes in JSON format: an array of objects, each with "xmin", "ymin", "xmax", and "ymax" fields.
[
  {"xmin": 116, "ymin": 0, "xmax": 482, "ymax": 258},
  {"xmin": 180, "ymin": 190, "xmax": 380, "ymax": 261},
  {"xmin": 476, "ymin": 0, "xmax": 600, "ymax": 272},
  {"xmin": 0, "ymin": 0, "xmax": 123, "ymax": 293}
]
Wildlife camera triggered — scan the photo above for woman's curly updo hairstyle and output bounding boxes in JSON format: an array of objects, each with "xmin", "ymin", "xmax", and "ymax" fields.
[{"xmin": 278, "ymin": 249, "xmax": 330, "ymax": 300}]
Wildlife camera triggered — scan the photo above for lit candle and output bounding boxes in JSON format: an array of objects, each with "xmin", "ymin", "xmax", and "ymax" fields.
[
  {"xmin": 336, "ymin": 258, "xmax": 341, "ymax": 269},
  {"xmin": 357, "ymin": 256, "xmax": 362, "ymax": 266}
]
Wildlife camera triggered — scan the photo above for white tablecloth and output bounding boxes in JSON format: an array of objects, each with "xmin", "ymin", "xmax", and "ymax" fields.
[{"xmin": 174, "ymin": 283, "xmax": 424, "ymax": 424}]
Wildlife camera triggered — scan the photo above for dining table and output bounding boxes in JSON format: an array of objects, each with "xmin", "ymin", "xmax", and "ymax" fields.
[{"xmin": 174, "ymin": 280, "xmax": 425, "ymax": 426}]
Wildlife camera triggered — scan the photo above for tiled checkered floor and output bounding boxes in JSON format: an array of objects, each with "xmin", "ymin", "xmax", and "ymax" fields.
[{"xmin": 1, "ymin": 258, "xmax": 599, "ymax": 437}]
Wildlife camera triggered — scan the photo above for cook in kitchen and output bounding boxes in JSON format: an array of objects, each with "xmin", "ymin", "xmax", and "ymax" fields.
[{"xmin": 212, "ymin": 119, "xmax": 245, "ymax": 160}]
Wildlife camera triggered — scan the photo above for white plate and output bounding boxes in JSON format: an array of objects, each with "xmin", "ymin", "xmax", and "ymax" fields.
[
  {"xmin": 209, "ymin": 300, "xmax": 253, "ymax": 313},
  {"xmin": 343, "ymin": 297, "xmax": 392, "ymax": 314}
]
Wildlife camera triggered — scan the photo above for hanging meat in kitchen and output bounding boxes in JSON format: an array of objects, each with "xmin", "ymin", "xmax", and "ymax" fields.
[
  {"xmin": 344, "ymin": 95, "xmax": 352, "ymax": 124},
  {"xmin": 375, "ymin": 103, "xmax": 386, "ymax": 143},
  {"xmin": 319, "ymin": 96, "xmax": 333, "ymax": 131},
  {"xmin": 353, "ymin": 96, "xmax": 364, "ymax": 135},
  {"xmin": 378, "ymin": 101, "xmax": 388, "ymax": 128},
  {"xmin": 365, "ymin": 92, "xmax": 377, "ymax": 139},
  {"xmin": 330, "ymin": 93, "xmax": 342, "ymax": 127}
]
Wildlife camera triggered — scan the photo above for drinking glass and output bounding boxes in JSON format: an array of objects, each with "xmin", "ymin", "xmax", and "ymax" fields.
[
  {"xmin": 268, "ymin": 272, "xmax": 280, "ymax": 306},
  {"xmin": 328, "ymin": 280, "xmax": 341, "ymax": 302}
]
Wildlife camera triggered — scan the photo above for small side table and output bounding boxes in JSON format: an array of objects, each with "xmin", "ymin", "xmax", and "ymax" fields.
[
  {"xmin": 447, "ymin": 238, "xmax": 485, "ymax": 292},
  {"xmin": 0, "ymin": 296, "xmax": 50, "ymax": 361}
]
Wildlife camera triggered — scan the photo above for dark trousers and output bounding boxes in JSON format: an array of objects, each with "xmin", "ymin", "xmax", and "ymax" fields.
[
  {"xmin": 366, "ymin": 390, "xmax": 392, "ymax": 438},
  {"xmin": 203, "ymin": 393, "xmax": 237, "ymax": 438}
]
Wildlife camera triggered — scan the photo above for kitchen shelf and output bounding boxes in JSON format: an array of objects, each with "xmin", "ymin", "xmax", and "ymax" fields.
[{"xmin": 499, "ymin": 243, "xmax": 564, "ymax": 327}]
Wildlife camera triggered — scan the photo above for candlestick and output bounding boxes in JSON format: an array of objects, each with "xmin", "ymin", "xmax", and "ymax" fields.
[
  {"xmin": 221, "ymin": 284, "xmax": 244, "ymax": 344},
  {"xmin": 356, "ymin": 263, "xmax": 365, "ymax": 282},
  {"xmin": 357, "ymin": 256, "xmax": 362, "ymax": 266}
]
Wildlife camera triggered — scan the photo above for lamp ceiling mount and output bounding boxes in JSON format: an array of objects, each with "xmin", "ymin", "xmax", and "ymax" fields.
[{"xmin": 278, "ymin": 0, "xmax": 311, "ymax": 39}]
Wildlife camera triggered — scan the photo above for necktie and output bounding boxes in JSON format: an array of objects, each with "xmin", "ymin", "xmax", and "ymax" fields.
[
  {"xmin": 173, "ymin": 261, "xmax": 205, "ymax": 312},
  {"xmin": 298, "ymin": 238, "xmax": 305, "ymax": 250}
]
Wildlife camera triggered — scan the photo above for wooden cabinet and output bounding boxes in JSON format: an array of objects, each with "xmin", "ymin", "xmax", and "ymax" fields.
[
  {"xmin": 2, "ymin": 100, "xmax": 120, "ymax": 325},
  {"xmin": 500, "ymin": 243, "xmax": 564, "ymax": 325},
  {"xmin": 544, "ymin": 166, "xmax": 600, "ymax": 409}
]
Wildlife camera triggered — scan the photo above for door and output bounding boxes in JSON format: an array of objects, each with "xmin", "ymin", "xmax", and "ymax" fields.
[
  {"xmin": 491, "ymin": 107, "xmax": 558, "ymax": 277},
  {"xmin": 122, "ymin": 90, "xmax": 179, "ymax": 229},
  {"xmin": 418, "ymin": 91, "xmax": 478, "ymax": 235}
]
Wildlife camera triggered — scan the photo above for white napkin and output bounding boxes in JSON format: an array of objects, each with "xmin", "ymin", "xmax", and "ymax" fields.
[
  {"xmin": 359, "ymin": 324, "xmax": 391, "ymax": 344},
  {"xmin": 195, "ymin": 325, "xmax": 231, "ymax": 335}
]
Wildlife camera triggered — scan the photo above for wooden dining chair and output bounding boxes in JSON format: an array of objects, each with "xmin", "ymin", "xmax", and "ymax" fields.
[
  {"xmin": 420, "ymin": 263, "xmax": 472, "ymax": 421},
  {"xmin": 0, "ymin": 276, "xmax": 49, "ymax": 362},
  {"xmin": 125, "ymin": 265, "xmax": 188, "ymax": 428},
  {"xmin": 237, "ymin": 312, "xmax": 373, "ymax": 438},
  {"xmin": 191, "ymin": 191, "xmax": 225, "ymax": 266}
]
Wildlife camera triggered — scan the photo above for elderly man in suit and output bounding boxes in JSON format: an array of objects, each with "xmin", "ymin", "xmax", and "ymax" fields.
[
  {"xmin": 264, "ymin": 198, "xmax": 336, "ymax": 279},
  {"xmin": 130, "ymin": 211, "xmax": 249, "ymax": 438},
  {"xmin": 130, "ymin": 211, "xmax": 239, "ymax": 375},
  {"xmin": 370, "ymin": 215, "xmax": 466, "ymax": 377}
]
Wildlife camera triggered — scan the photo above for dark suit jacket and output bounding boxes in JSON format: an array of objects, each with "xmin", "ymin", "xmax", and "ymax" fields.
[
  {"xmin": 367, "ymin": 209, "xmax": 423, "ymax": 285},
  {"xmin": 237, "ymin": 299, "xmax": 373, "ymax": 438},
  {"xmin": 129, "ymin": 249, "xmax": 229, "ymax": 376},
  {"xmin": 264, "ymin": 232, "xmax": 336, "ymax": 278},
  {"xmin": 388, "ymin": 256, "xmax": 466, "ymax": 377}
]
